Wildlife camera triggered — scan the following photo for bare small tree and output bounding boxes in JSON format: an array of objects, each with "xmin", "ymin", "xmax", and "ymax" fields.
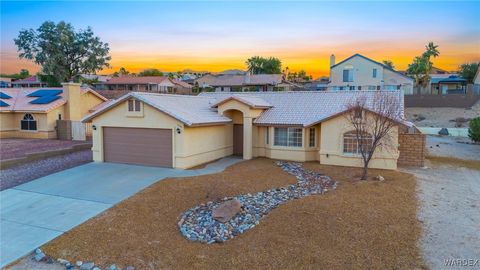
[{"xmin": 344, "ymin": 92, "xmax": 403, "ymax": 180}]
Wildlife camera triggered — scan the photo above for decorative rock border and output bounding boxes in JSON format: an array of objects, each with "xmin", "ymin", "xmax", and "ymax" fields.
[
  {"xmin": 178, "ymin": 161, "xmax": 337, "ymax": 244},
  {"xmin": 29, "ymin": 248, "xmax": 132, "ymax": 270}
]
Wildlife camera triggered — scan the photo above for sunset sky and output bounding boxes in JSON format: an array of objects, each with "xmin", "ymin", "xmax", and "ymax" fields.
[{"xmin": 1, "ymin": 1, "xmax": 479, "ymax": 78}]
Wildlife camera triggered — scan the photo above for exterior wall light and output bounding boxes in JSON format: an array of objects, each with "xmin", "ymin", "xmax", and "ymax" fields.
[
  {"xmin": 92, "ymin": 125, "xmax": 97, "ymax": 130},
  {"xmin": 176, "ymin": 127, "xmax": 181, "ymax": 134}
]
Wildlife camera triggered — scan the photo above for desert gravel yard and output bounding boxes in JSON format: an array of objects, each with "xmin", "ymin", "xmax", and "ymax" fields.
[
  {"xmin": 403, "ymin": 135, "xmax": 480, "ymax": 270},
  {"xmin": 34, "ymin": 158, "xmax": 423, "ymax": 270},
  {"xmin": 0, "ymin": 138, "xmax": 89, "ymax": 160},
  {"xmin": 0, "ymin": 150, "xmax": 92, "ymax": 191}
]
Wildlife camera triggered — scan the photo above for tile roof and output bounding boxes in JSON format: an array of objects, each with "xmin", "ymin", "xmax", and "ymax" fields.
[
  {"xmin": 196, "ymin": 74, "xmax": 283, "ymax": 87},
  {"xmin": 171, "ymin": 79, "xmax": 193, "ymax": 88},
  {"xmin": 103, "ymin": 76, "xmax": 171, "ymax": 85},
  {"xmin": 11, "ymin": 76, "xmax": 43, "ymax": 84},
  {"xmin": 84, "ymin": 90, "xmax": 410, "ymax": 128},
  {"xmin": 201, "ymin": 91, "xmax": 408, "ymax": 127},
  {"xmin": 211, "ymin": 95, "xmax": 272, "ymax": 108},
  {"xmin": 0, "ymin": 88, "xmax": 65, "ymax": 112},
  {"xmin": 82, "ymin": 92, "xmax": 232, "ymax": 126},
  {"xmin": 0, "ymin": 87, "xmax": 106, "ymax": 113}
]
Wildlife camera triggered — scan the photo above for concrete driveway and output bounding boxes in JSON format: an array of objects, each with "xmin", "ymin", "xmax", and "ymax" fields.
[{"xmin": 0, "ymin": 158, "xmax": 241, "ymax": 268}]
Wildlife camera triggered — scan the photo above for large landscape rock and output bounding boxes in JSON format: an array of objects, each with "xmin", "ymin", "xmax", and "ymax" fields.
[
  {"xmin": 212, "ymin": 199, "xmax": 242, "ymax": 222},
  {"xmin": 438, "ymin": 128, "xmax": 449, "ymax": 136}
]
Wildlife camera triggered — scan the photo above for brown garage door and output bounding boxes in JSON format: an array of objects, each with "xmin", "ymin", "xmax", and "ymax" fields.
[{"xmin": 103, "ymin": 127, "xmax": 172, "ymax": 167}]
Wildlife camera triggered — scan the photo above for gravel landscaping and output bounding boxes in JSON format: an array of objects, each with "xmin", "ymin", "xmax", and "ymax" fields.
[
  {"xmin": 403, "ymin": 138, "xmax": 480, "ymax": 270},
  {"xmin": 179, "ymin": 161, "xmax": 336, "ymax": 243},
  {"xmin": 0, "ymin": 150, "xmax": 92, "ymax": 190},
  {"xmin": 33, "ymin": 158, "xmax": 422, "ymax": 270},
  {"xmin": 0, "ymin": 138, "xmax": 89, "ymax": 160}
]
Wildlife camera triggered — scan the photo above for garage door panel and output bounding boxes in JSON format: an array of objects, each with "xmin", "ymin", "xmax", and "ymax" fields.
[{"xmin": 103, "ymin": 127, "xmax": 172, "ymax": 167}]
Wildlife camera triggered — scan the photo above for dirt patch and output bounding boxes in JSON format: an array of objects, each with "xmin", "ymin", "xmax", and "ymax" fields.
[
  {"xmin": 427, "ymin": 156, "xmax": 480, "ymax": 170},
  {"xmin": 187, "ymin": 158, "xmax": 222, "ymax": 170},
  {"xmin": 404, "ymin": 160, "xmax": 480, "ymax": 270},
  {"xmin": 406, "ymin": 102, "xmax": 480, "ymax": 128},
  {"xmin": 40, "ymin": 158, "xmax": 422, "ymax": 270}
]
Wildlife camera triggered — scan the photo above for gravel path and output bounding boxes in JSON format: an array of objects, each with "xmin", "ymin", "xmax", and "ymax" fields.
[
  {"xmin": 426, "ymin": 135, "xmax": 480, "ymax": 161},
  {"xmin": 403, "ymin": 136, "xmax": 480, "ymax": 269},
  {"xmin": 0, "ymin": 150, "xmax": 92, "ymax": 191}
]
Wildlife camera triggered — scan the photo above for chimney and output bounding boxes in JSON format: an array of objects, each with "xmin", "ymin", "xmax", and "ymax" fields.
[
  {"xmin": 244, "ymin": 71, "xmax": 251, "ymax": 84},
  {"xmin": 330, "ymin": 54, "xmax": 336, "ymax": 68},
  {"xmin": 62, "ymin": 82, "xmax": 82, "ymax": 121}
]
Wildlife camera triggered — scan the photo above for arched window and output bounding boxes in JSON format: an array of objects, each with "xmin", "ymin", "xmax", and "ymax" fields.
[
  {"xmin": 343, "ymin": 131, "xmax": 372, "ymax": 154},
  {"xmin": 21, "ymin": 113, "xmax": 37, "ymax": 131}
]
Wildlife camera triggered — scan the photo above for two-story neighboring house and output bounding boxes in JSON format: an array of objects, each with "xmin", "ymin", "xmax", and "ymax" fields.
[{"xmin": 328, "ymin": 54, "xmax": 414, "ymax": 94}]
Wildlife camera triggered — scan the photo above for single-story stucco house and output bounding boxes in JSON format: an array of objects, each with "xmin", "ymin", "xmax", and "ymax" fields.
[
  {"xmin": 0, "ymin": 83, "xmax": 107, "ymax": 139},
  {"xmin": 83, "ymin": 90, "xmax": 422, "ymax": 170}
]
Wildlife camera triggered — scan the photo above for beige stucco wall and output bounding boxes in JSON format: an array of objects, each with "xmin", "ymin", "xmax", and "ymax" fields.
[
  {"xmin": 0, "ymin": 85, "xmax": 104, "ymax": 139},
  {"xmin": 90, "ymin": 99, "xmax": 232, "ymax": 169},
  {"xmin": 319, "ymin": 114, "xmax": 399, "ymax": 170},
  {"xmin": 178, "ymin": 125, "xmax": 232, "ymax": 169},
  {"xmin": 0, "ymin": 110, "xmax": 57, "ymax": 139},
  {"xmin": 252, "ymin": 125, "xmax": 320, "ymax": 162},
  {"xmin": 80, "ymin": 92, "xmax": 105, "ymax": 116}
]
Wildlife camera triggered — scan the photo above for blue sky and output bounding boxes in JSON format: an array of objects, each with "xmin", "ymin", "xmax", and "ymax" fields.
[{"xmin": 1, "ymin": 1, "xmax": 479, "ymax": 76}]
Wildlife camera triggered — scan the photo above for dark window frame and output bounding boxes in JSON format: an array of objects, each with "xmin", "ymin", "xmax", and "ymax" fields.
[{"xmin": 21, "ymin": 113, "xmax": 37, "ymax": 131}]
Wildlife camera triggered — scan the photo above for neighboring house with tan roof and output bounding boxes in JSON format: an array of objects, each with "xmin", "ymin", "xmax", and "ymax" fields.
[
  {"xmin": 11, "ymin": 75, "xmax": 48, "ymax": 88},
  {"xmin": 328, "ymin": 54, "xmax": 414, "ymax": 94},
  {"xmin": 195, "ymin": 73, "xmax": 296, "ymax": 92},
  {"xmin": 83, "ymin": 90, "xmax": 419, "ymax": 170},
  {"xmin": 94, "ymin": 76, "xmax": 192, "ymax": 92},
  {"xmin": 0, "ymin": 83, "xmax": 107, "ymax": 139}
]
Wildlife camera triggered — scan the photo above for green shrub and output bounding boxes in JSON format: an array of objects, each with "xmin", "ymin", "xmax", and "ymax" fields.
[{"xmin": 468, "ymin": 117, "xmax": 480, "ymax": 142}]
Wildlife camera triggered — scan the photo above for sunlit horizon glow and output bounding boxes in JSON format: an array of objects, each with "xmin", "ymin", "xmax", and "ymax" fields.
[{"xmin": 1, "ymin": 1, "xmax": 479, "ymax": 78}]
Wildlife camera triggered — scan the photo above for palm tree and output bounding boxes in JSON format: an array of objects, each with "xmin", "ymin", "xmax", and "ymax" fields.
[
  {"xmin": 424, "ymin": 42, "xmax": 440, "ymax": 58},
  {"xmin": 246, "ymin": 56, "xmax": 264, "ymax": 74},
  {"xmin": 421, "ymin": 42, "xmax": 440, "ymax": 87},
  {"xmin": 382, "ymin": 60, "xmax": 395, "ymax": 69}
]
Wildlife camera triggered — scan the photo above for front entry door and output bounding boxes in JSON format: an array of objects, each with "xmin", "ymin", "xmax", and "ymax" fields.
[{"xmin": 233, "ymin": 124, "xmax": 243, "ymax": 156}]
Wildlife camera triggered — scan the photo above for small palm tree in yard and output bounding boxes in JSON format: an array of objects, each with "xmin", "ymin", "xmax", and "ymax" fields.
[
  {"xmin": 468, "ymin": 117, "xmax": 480, "ymax": 143},
  {"xmin": 344, "ymin": 92, "xmax": 403, "ymax": 180}
]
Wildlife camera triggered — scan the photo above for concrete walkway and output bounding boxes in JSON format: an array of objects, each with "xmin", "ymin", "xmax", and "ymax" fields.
[{"xmin": 0, "ymin": 157, "xmax": 242, "ymax": 268}]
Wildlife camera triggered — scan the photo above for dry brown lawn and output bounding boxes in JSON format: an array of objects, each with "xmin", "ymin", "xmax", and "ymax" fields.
[
  {"xmin": 43, "ymin": 158, "xmax": 423, "ymax": 270},
  {"xmin": 427, "ymin": 155, "xmax": 480, "ymax": 170}
]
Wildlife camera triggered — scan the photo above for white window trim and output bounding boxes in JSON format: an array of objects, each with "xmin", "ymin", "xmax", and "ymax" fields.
[
  {"xmin": 273, "ymin": 127, "xmax": 303, "ymax": 148},
  {"xmin": 342, "ymin": 132, "xmax": 373, "ymax": 155}
]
